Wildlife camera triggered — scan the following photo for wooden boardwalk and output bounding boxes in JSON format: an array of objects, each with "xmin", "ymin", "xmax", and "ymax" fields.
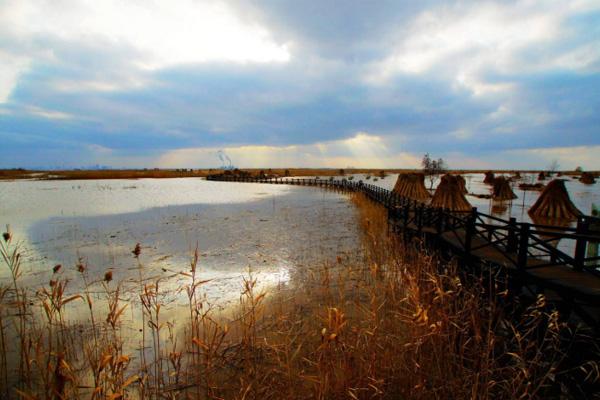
[{"xmin": 207, "ymin": 174, "xmax": 600, "ymax": 328}]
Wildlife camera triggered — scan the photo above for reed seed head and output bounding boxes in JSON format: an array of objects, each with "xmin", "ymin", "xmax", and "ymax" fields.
[
  {"xmin": 53, "ymin": 264, "xmax": 62, "ymax": 274},
  {"xmin": 132, "ymin": 243, "xmax": 141, "ymax": 258},
  {"xmin": 104, "ymin": 270, "xmax": 113, "ymax": 282}
]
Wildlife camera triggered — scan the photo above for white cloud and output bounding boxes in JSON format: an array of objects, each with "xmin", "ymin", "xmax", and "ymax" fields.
[
  {"xmin": 454, "ymin": 74, "xmax": 515, "ymax": 97},
  {"xmin": 506, "ymin": 145, "xmax": 600, "ymax": 170},
  {"xmin": 443, "ymin": 145, "xmax": 600, "ymax": 170},
  {"xmin": 450, "ymin": 128, "xmax": 473, "ymax": 140},
  {"xmin": 0, "ymin": 51, "xmax": 30, "ymax": 103},
  {"xmin": 2, "ymin": 0, "xmax": 290, "ymax": 67},
  {"xmin": 87, "ymin": 144, "xmax": 113, "ymax": 155},
  {"xmin": 366, "ymin": 1, "xmax": 600, "ymax": 93},
  {"xmin": 553, "ymin": 42, "xmax": 600, "ymax": 72},
  {"xmin": 25, "ymin": 105, "xmax": 74, "ymax": 120},
  {"xmin": 0, "ymin": 0, "xmax": 291, "ymax": 101},
  {"xmin": 157, "ymin": 132, "xmax": 420, "ymax": 168},
  {"xmin": 150, "ymin": 140, "xmax": 600, "ymax": 170},
  {"xmin": 50, "ymin": 79, "xmax": 146, "ymax": 93}
]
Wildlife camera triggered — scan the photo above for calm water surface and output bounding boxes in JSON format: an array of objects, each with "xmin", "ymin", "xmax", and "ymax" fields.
[
  {"xmin": 299, "ymin": 172, "xmax": 599, "ymax": 256},
  {"xmin": 0, "ymin": 178, "xmax": 360, "ymax": 308},
  {"xmin": 0, "ymin": 174, "xmax": 597, "ymax": 375},
  {"xmin": 362, "ymin": 172, "xmax": 600, "ymax": 223},
  {"xmin": 2, "ymin": 173, "xmax": 598, "ymax": 298}
]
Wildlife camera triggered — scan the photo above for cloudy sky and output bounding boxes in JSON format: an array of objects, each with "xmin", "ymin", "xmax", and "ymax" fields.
[{"xmin": 1, "ymin": 0, "xmax": 599, "ymax": 169}]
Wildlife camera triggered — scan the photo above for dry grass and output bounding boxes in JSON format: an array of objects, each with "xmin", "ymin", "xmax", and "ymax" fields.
[
  {"xmin": 0, "ymin": 195, "xmax": 598, "ymax": 399},
  {"xmin": 5, "ymin": 168, "xmax": 595, "ymax": 181},
  {"xmin": 0, "ymin": 169, "xmax": 212, "ymax": 180},
  {"xmin": 0, "ymin": 168, "xmax": 394, "ymax": 180}
]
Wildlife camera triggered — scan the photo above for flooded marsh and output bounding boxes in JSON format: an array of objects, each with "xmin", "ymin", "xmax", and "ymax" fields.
[{"xmin": 0, "ymin": 174, "xmax": 598, "ymax": 398}]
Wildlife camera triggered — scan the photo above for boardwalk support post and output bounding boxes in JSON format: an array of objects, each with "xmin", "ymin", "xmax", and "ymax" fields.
[
  {"xmin": 417, "ymin": 203, "xmax": 424, "ymax": 234},
  {"xmin": 464, "ymin": 207, "xmax": 477, "ymax": 261},
  {"xmin": 436, "ymin": 208, "xmax": 444, "ymax": 234},
  {"xmin": 506, "ymin": 217, "xmax": 517, "ymax": 253},
  {"xmin": 574, "ymin": 218, "xmax": 589, "ymax": 271},
  {"xmin": 517, "ymin": 223, "xmax": 530, "ymax": 271}
]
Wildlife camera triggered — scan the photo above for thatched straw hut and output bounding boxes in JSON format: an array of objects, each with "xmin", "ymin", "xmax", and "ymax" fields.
[
  {"xmin": 528, "ymin": 179, "xmax": 582, "ymax": 221},
  {"xmin": 483, "ymin": 171, "xmax": 495, "ymax": 184},
  {"xmin": 492, "ymin": 176, "xmax": 517, "ymax": 201},
  {"xmin": 431, "ymin": 174, "xmax": 472, "ymax": 212},
  {"xmin": 392, "ymin": 173, "xmax": 430, "ymax": 201},
  {"xmin": 538, "ymin": 171, "xmax": 546, "ymax": 181},
  {"xmin": 529, "ymin": 214, "xmax": 570, "ymax": 247},
  {"xmin": 519, "ymin": 182, "xmax": 545, "ymax": 191},
  {"xmin": 579, "ymin": 172, "xmax": 596, "ymax": 184},
  {"xmin": 456, "ymin": 174, "xmax": 468, "ymax": 194},
  {"xmin": 491, "ymin": 202, "xmax": 508, "ymax": 215}
]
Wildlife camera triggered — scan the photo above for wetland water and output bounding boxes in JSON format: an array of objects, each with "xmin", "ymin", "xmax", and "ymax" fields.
[
  {"xmin": 292, "ymin": 172, "xmax": 599, "ymax": 257},
  {"xmin": 335, "ymin": 172, "xmax": 599, "ymax": 223},
  {"xmin": 0, "ymin": 178, "xmax": 361, "ymax": 387},
  {"xmin": 1, "ymin": 173, "xmax": 597, "ymax": 394},
  {"xmin": 0, "ymin": 178, "xmax": 360, "ymax": 308},
  {"xmin": 0, "ymin": 174, "xmax": 597, "ymax": 366},
  {"xmin": 1, "ymin": 173, "xmax": 597, "ymax": 301}
]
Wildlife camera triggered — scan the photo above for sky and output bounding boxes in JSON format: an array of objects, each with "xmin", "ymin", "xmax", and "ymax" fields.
[{"xmin": 1, "ymin": 0, "xmax": 599, "ymax": 170}]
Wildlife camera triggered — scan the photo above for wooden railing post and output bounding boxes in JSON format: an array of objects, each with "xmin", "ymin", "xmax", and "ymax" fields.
[
  {"xmin": 574, "ymin": 218, "xmax": 589, "ymax": 271},
  {"xmin": 506, "ymin": 217, "xmax": 517, "ymax": 253},
  {"xmin": 517, "ymin": 223, "xmax": 530, "ymax": 270},
  {"xmin": 464, "ymin": 207, "xmax": 477, "ymax": 258},
  {"xmin": 436, "ymin": 208, "xmax": 444, "ymax": 234}
]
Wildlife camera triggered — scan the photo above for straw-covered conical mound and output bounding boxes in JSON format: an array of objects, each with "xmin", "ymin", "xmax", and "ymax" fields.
[
  {"xmin": 491, "ymin": 202, "xmax": 508, "ymax": 215},
  {"xmin": 528, "ymin": 179, "xmax": 582, "ymax": 220},
  {"xmin": 456, "ymin": 174, "xmax": 468, "ymax": 194},
  {"xmin": 431, "ymin": 174, "xmax": 472, "ymax": 212},
  {"xmin": 483, "ymin": 171, "xmax": 495, "ymax": 184},
  {"xmin": 392, "ymin": 173, "xmax": 431, "ymax": 201},
  {"xmin": 580, "ymin": 172, "xmax": 596, "ymax": 184},
  {"xmin": 492, "ymin": 176, "xmax": 517, "ymax": 200}
]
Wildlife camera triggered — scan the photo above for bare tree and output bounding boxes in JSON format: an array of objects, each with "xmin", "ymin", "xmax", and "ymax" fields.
[
  {"xmin": 422, "ymin": 153, "xmax": 447, "ymax": 189},
  {"xmin": 547, "ymin": 159, "xmax": 560, "ymax": 175}
]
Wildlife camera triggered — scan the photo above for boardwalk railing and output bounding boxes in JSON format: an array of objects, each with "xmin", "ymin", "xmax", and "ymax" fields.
[{"xmin": 207, "ymin": 175, "xmax": 600, "ymax": 275}]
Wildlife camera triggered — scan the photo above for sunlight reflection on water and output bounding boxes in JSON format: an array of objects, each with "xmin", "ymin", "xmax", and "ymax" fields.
[{"xmin": 0, "ymin": 178, "xmax": 359, "ymax": 305}]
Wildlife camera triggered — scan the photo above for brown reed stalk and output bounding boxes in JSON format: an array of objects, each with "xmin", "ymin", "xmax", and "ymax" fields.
[
  {"xmin": 0, "ymin": 227, "xmax": 30, "ymax": 388},
  {"xmin": 0, "ymin": 193, "xmax": 598, "ymax": 399}
]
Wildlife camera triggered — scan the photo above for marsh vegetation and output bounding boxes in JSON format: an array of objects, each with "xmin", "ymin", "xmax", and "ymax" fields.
[{"xmin": 0, "ymin": 193, "xmax": 598, "ymax": 399}]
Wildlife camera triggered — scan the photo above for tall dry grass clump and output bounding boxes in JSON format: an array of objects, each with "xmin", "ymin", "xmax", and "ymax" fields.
[{"xmin": 0, "ymin": 194, "xmax": 598, "ymax": 399}]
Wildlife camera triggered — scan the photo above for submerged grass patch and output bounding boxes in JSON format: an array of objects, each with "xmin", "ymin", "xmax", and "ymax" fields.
[{"xmin": 0, "ymin": 194, "xmax": 598, "ymax": 399}]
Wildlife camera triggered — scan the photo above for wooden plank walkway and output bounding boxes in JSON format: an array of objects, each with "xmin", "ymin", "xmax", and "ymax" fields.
[
  {"xmin": 207, "ymin": 174, "xmax": 600, "ymax": 328},
  {"xmin": 439, "ymin": 230, "xmax": 600, "ymax": 301}
]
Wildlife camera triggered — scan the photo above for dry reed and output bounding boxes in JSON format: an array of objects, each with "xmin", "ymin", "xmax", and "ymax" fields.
[{"xmin": 0, "ymin": 197, "xmax": 598, "ymax": 399}]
